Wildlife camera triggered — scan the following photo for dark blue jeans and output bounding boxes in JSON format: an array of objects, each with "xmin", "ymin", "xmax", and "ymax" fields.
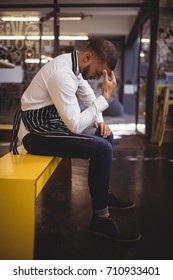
[{"xmin": 23, "ymin": 128, "xmax": 114, "ymax": 215}]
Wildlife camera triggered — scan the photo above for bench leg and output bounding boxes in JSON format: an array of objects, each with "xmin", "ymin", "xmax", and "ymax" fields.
[
  {"xmin": 50, "ymin": 158, "xmax": 72, "ymax": 182},
  {"xmin": 0, "ymin": 180, "xmax": 36, "ymax": 260}
]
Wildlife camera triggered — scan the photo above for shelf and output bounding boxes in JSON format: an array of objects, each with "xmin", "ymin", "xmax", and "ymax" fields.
[{"xmin": 0, "ymin": 60, "xmax": 15, "ymax": 69}]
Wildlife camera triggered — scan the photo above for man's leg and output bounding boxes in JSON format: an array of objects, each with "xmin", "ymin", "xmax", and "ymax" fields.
[
  {"xmin": 23, "ymin": 132, "xmax": 112, "ymax": 215},
  {"xmin": 23, "ymin": 132, "xmax": 141, "ymax": 242}
]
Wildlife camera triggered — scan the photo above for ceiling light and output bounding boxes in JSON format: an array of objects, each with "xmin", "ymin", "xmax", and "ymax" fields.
[
  {"xmin": 25, "ymin": 56, "xmax": 53, "ymax": 64},
  {"xmin": 59, "ymin": 17, "xmax": 82, "ymax": 21},
  {"xmin": 59, "ymin": 35, "xmax": 88, "ymax": 40},
  {"xmin": 25, "ymin": 58, "xmax": 49, "ymax": 63},
  {"xmin": 141, "ymin": 38, "xmax": 150, "ymax": 43},
  {"xmin": 26, "ymin": 35, "xmax": 40, "ymax": 40},
  {"xmin": 41, "ymin": 35, "xmax": 55, "ymax": 40},
  {"xmin": 1, "ymin": 16, "xmax": 83, "ymax": 22},
  {"xmin": 0, "ymin": 35, "xmax": 88, "ymax": 41},
  {"xmin": 0, "ymin": 35, "xmax": 25, "ymax": 40},
  {"xmin": 140, "ymin": 52, "xmax": 145, "ymax": 57},
  {"xmin": 1, "ymin": 16, "xmax": 40, "ymax": 22}
]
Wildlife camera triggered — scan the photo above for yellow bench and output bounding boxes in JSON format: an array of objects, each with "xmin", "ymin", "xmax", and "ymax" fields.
[
  {"xmin": 0, "ymin": 146, "xmax": 63, "ymax": 260},
  {"xmin": 0, "ymin": 124, "xmax": 13, "ymax": 130}
]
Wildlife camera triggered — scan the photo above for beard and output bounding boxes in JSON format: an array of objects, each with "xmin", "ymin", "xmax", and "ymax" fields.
[{"xmin": 81, "ymin": 65, "xmax": 91, "ymax": 80}]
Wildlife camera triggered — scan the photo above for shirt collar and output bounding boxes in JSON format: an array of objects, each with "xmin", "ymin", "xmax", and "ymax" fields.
[{"xmin": 71, "ymin": 50, "xmax": 80, "ymax": 76}]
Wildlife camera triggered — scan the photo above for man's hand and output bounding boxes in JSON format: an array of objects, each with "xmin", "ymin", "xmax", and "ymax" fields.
[
  {"xmin": 102, "ymin": 70, "xmax": 117, "ymax": 101},
  {"xmin": 94, "ymin": 122, "xmax": 111, "ymax": 138}
]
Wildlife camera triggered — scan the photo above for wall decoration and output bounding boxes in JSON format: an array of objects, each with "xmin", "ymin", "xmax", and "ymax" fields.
[{"xmin": 0, "ymin": 19, "xmax": 53, "ymax": 123}]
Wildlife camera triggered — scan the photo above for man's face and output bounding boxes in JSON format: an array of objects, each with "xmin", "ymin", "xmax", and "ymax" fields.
[{"xmin": 81, "ymin": 62, "xmax": 111, "ymax": 80}]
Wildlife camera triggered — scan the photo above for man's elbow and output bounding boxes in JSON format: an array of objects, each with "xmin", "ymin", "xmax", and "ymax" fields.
[{"xmin": 67, "ymin": 121, "xmax": 82, "ymax": 134}]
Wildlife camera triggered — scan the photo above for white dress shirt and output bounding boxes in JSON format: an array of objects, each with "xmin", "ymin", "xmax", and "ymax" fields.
[{"xmin": 18, "ymin": 51, "xmax": 108, "ymax": 143}]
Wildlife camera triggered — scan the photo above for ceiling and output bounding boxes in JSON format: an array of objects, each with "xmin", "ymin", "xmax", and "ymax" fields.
[{"xmin": 0, "ymin": 0, "xmax": 169, "ymax": 41}]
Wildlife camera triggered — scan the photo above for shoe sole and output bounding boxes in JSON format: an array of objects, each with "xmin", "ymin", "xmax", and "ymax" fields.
[
  {"xmin": 108, "ymin": 202, "xmax": 136, "ymax": 210},
  {"xmin": 90, "ymin": 230, "xmax": 141, "ymax": 243}
]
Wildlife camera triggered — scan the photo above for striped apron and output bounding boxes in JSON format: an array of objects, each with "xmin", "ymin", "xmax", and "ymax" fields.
[{"xmin": 10, "ymin": 51, "xmax": 93, "ymax": 154}]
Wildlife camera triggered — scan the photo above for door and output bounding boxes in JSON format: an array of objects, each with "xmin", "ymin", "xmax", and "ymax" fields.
[{"xmin": 136, "ymin": 17, "xmax": 151, "ymax": 134}]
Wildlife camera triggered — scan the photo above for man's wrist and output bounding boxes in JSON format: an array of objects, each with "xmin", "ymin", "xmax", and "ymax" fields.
[
  {"xmin": 93, "ymin": 95, "xmax": 108, "ymax": 112},
  {"xmin": 102, "ymin": 92, "xmax": 109, "ymax": 100}
]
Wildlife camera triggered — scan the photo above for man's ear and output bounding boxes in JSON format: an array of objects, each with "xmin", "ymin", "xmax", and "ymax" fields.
[{"xmin": 83, "ymin": 52, "xmax": 93, "ymax": 63}]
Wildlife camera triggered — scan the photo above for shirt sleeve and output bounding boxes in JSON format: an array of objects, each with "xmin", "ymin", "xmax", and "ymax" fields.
[
  {"xmin": 76, "ymin": 74, "xmax": 105, "ymax": 124},
  {"xmin": 46, "ymin": 71, "xmax": 108, "ymax": 133}
]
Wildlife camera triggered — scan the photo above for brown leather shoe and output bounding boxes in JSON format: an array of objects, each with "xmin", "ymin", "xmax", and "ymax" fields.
[
  {"xmin": 90, "ymin": 214, "xmax": 141, "ymax": 243},
  {"xmin": 108, "ymin": 191, "xmax": 135, "ymax": 210}
]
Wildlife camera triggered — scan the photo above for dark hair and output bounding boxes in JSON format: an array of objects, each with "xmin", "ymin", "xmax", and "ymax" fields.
[{"xmin": 85, "ymin": 39, "xmax": 118, "ymax": 70}]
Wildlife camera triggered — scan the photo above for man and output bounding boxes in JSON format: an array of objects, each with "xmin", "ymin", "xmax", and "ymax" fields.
[{"xmin": 11, "ymin": 38, "xmax": 141, "ymax": 242}]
